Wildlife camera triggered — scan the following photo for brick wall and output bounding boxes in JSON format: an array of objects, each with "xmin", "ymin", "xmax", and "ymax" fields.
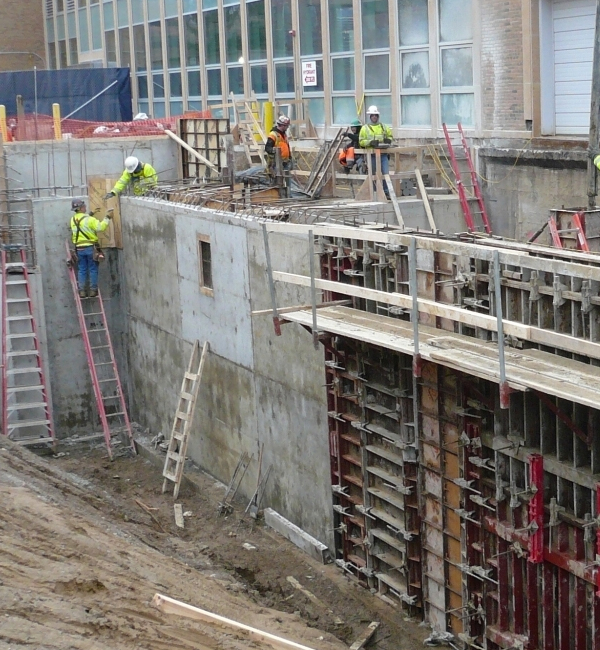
[
  {"xmin": 480, "ymin": 0, "xmax": 525, "ymax": 131},
  {"xmin": 0, "ymin": 0, "xmax": 46, "ymax": 71}
]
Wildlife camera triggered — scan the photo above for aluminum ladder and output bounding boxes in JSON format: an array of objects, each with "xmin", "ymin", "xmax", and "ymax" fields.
[
  {"xmin": 162, "ymin": 340, "xmax": 209, "ymax": 498},
  {"xmin": 1, "ymin": 245, "xmax": 55, "ymax": 447},
  {"xmin": 442, "ymin": 123, "xmax": 492, "ymax": 234},
  {"xmin": 65, "ymin": 242, "xmax": 135, "ymax": 459},
  {"xmin": 304, "ymin": 128, "xmax": 345, "ymax": 198},
  {"xmin": 548, "ymin": 211, "xmax": 590, "ymax": 252}
]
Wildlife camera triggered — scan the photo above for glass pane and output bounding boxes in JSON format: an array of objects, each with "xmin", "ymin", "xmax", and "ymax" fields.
[
  {"xmin": 332, "ymin": 56, "xmax": 354, "ymax": 91},
  {"xmin": 272, "ymin": 0, "xmax": 292, "ymax": 58},
  {"xmin": 137, "ymin": 74, "xmax": 148, "ymax": 98},
  {"xmin": 365, "ymin": 95, "xmax": 391, "ymax": 123},
  {"xmin": 362, "ymin": 0, "xmax": 389, "ymax": 50},
  {"xmin": 247, "ymin": 0, "xmax": 266, "ymax": 60},
  {"xmin": 116, "ymin": 0, "xmax": 128, "ymax": 27},
  {"xmin": 138, "ymin": 100, "xmax": 149, "ymax": 115},
  {"xmin": 153, "ymin": 73, "xmax": 165, "ymax": 97},
  {"xmin": 91, "ymin": 5, "xmax": 102, "ymax": 48},
  {"xmin": 329, "ymin": 0, "xmax": 353, "ymax": 53},
  {"xmin": 188, "ymin": 100, "xmax": 202, "ymax": 110},
  {"xmin": 364, "ymin": 54, "xmax": 389, "ymax": 90},
  {"xmin": 208, "ymin": 101, "xmax": 224, "ymax": 117},
  {"xmin": 300, "ymin": 0, "xmax": 322, "ymax": 56},
  {"xmin": 105, "ymin": 31, "xmax": 117, "ymax": 65},
  {"xmin": 275, "ymin": 62, "xmax": 295, "ymax": 93},
  {"xmin": 170, "ymin": 101, "xmax": 184, "ymax": 115},
  {"xmin": 184, "ymin": 14, "xmax": 199, "ymax": 66},
  {"xmin": 183, "ymin": 0, "xmax": 196, "ymax": 13},
  {"xmin": 225, "ymin": 5, "xmax": 242, "ymax": 63},
  {"xmin": 165, "ymin": 17, "xmax": 180, "ymax": 68},
  {"xmin": 59, "ymin": 40, "xmax": 68, "ymax": 68},
  {"xmin": 149, "ymin": 20, "xmax": 162, "ymax": 69},
  {"xmin": 147, "ymin": 0, "xmax": 160, "ymax": 21},
  {"xmin": 441, "ymin": 47, "xmax": 472, "ymax": 86},
  {"xmin": 307, "ymin": 97, "xmax": 325, "ymax": 125},
  {"xmin": 228, "ymin": 66, "xmax": 244, "ymax": 95},
  {"xmin": 103, "ymin": 1, "xmax": 114, "ymax": 29},
  {"xmin": 57, "ymin": 0, "xmax": 64, "ymax": 11},
  {"xmin": 303, "ymin": 59, "xmax": 324, "ymax": 92},
  {"xmin": 69, "ymin": 38, "xmax": 79, "ymax": 65},
  {"xmin": 401, "ymin": 51, "xmax": 429, "ymax": 88},
  {"xmin": 204, "ymin": 10, "xmax": 220, "ymax": 64},
  {"xmin": 57, "ymin": 16, "xmax": 66, "ymax": 40},
  {"xmin": 439, "ymin": 0, "xmax": 472, "ymax": 42},
  {"xmin": 78, "ymin": 9, "xmax": 90, "ymax": 51},
  {"xmin": 332, "ymin": 96, "xmax": 358, "ymax": 125},
  {"xmin": 441, "ymin": 93, "xmax": 474, "ymax": 125},
  {"xmin": 131, "ymin": 0, "xmax": 143, "ymax": 22},
  {"xmin": 67, "ymin": 11, "xmax": 76, "ymax": 37},
  {"xmin": 203, "ymin": 0, "xmax": 217, "ymax": 7},
  {"xmin": 401, "ymin": 95, "xmax": 430, "ymax": 125},
  {"xmin": 207, "ymin": 68, "xmax": 222, "ymax": 96},
  {"xmin": 47, "ymin": 18, "xmax": 55, "ymax": 42},
  {"xmin": 170, "ymin": 71, "xmax": 182, "ymax": 96},
  {"xmin": 119, "ymin": 27, "xmax": 131, "ymax": 66},
  {"xmin": 165, "ymin": 0, "xmax": 178, "ymax": 17},
  {"xmin": 251, "ymin": 65, "xmax": 268, "ymax": 94},
  {"xmin": 188, "ymin": 69, "xmax": 201, "ymax": 96},
  {"xmin": 49, "ymin": 44, "xmax": 57, "ymax": 69},
  {"xmin": 133, "ymin": 24, "xmax": 146, "ymax": 70},
  {"xmin": 153, "ymin": 101, "xmax": 166, "ymax": 117},
  {"xmin": 398, "ymin": 0, "xmax": 428, "ymax": 46}
]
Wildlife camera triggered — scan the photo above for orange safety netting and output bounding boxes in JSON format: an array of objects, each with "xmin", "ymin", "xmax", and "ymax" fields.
[{"xmin": 3, "ymin": 111, "xmax": 212, "ymax": 142}]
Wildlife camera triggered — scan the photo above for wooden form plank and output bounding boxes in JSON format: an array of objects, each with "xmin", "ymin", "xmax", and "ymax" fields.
[
  {"xmin": 349, "ymin": 622, "xmax": 380, "ymax": 650},
  {"xmin": 271, "ymin": 271, "xmax": 600, "ymax": 361},
  {"xmin": 151, "ymin": 593, "xmax": 318, "ymax": 650},
  {"xmin": 174, "ymin": 503, "xmax": 184, "ymax": 528},
  {"xmin": 415, "ymin": 168, "xmax": 437, "ymax": 231},
  {"xmin": 87, "ymin": 176, "xmax": 122, "ymax": 249}
]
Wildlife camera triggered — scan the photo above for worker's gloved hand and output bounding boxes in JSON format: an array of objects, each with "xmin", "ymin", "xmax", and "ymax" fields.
[
  {"xmin": 370, "ymin": 139, "xmax": 379, "ymax": 148},
  {"xmin": 104, "ymin": 192, "xmax": 115, "ymax": 200},
  {"xmin": 383, "ymin": 138, "xmax": 392, "ymax": 145}
]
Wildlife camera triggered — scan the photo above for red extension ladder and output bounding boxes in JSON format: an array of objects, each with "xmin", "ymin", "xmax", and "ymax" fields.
[
  {"xmin": 1, "ymin": 245, "xmax": 55, "ymax": 447},
  {"xmin": 442, "ymin": 122, "xmax": 492, "ymax": 235},
  {"xmin": 65, "ymin": 242, "xmax": 135, "ymax": 459},
  {"xmin": 548, "ymin": 211, "xmax": 590, "ymax": 252}
]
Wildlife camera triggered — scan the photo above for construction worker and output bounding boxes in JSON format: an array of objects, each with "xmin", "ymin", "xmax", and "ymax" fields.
[
  {"xmin": 359, "ymin": 106, "xmax": 393, "ymax": 199},
  {"xmin": 265, "ymin": 115, "xmax": 292, "ymax": 175},
  {"xmin": 339, "ymin": 119, "xmax": 365, "ymax": 173},
  {"xmin": 70, "ymin": 199, "xmax": 112, "ymax": 298},
  {"xmin": 594, "ymin": 152, "xmax": 600, "ymax": 172},
  {"xmin": 104, "ymin": 156, "xmax": 157, "ymax": 199}
]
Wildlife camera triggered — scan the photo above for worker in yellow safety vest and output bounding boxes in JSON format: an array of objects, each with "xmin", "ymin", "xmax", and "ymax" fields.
[
  {"xmin": 104, "ymin": 156, "xmax": 157, "ymax": 199},
  {"xmin": 359, "ymin": 105, "xmax": 394, "ymax": 199},
  {"xmin": 70, "ymin": 198, "xmax": 113, "ymax": 298},
  {"xmin": 265, "ymin": 115, "xmax": 292, "ymax": 175},
  {"xmin": 594, "ymin": 153, "xmax": 600, "ymax": 172}
]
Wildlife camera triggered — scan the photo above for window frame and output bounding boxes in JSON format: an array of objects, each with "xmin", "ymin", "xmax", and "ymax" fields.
[{"xmin": 197, "ymin": 234, "xmax": 214, "ymax": 296}]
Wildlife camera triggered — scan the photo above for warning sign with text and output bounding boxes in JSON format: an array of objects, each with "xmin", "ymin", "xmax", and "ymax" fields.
[{"xmin": 302, "ymin": 61, "xmax": 318, "ymax": 87}]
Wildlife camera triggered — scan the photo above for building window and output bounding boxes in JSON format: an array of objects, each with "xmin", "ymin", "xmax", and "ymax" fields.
[
  {"xmin": 149, "ymin": 20, "xmax": 162, "ymax": 69},
  {"xmin": 251, "ymin": 64, "xmax": 268, "ymax": 95},
  {"xmin": 272, "ymin": 0, "xmax": 293, "ymax": 58},
  {"xmin": 146, "ymin": 0, "xmax": 160, "ymax": 22},
  {"xmin": 131, "ymin": 0, "xmax": 143, "ymax": 21},
  {"xmin": 105, "ymin": 30, "xmax": 117, "ymax": 66},
  {"xmin": 166, "ymin": 17, "xmax": 181, "ymax": 68},
  {"xmin": 133, "ymin": 24, "xmax": 146, "ymax": 71},
  {"xmin": 153, "ymin": 73, "xmax": 165, "ymax": 98},
  {"xmin": 332, "ymin": 56, "xmax": 354, "ymax": 92},
  {"xmin": 300, "ymin": 0, "xmax": 322, "ymax": 56},
  {"xmin": 247, "ymin": 0, "xmax": 266, "ymax": 61},
  {"xmin": 164, "ymin": 0, "xmax": 178, "ymax": 18},
  {"xmin": 138, "ymin": 75, "xmax": 148, "ymax": 99},
  {"xmin": 203, "ymin": 9, "xmax": 220, "ymax": 65},
  {"xmin": 198, "ymin": 236, "xmax": 213, "ymax": 294},
  {"xmin": 207, "ymin": 68, "xmax": 222, "ymax": 96},
  {"xmin": 90, "ymin": 4, "xmax": 102, "ymax": 49},
  {"xmin": 184, "ymin": 14, "xmax": 200, "ymax": 66},
  {"xmin": 119, "ymin": 27, "xmax": 131, "ymax": 67},
  {"xmin": 78, "ymin": 7, "xmax": 90, "ymax": 52},
  {"xmin": 116, "ymin": 0, "xmax": 128, "ymax": 27},
  {"xmin": 329, "ymin": 0, "xmax": 353, "ymax": 53},
  {"xmin": 364, "ymin": 54, "xmax": 389, "ymax": 91},
  {"xmin": 275, "ymin": 61, "xmax": 295, "ymax": 94},
  {"xmin": 332, "ymin": 96, "xmax": 357, "ymax": 125},
  {"xmin": 103, "ymin": 1, "xmax": 114, "ymax": 30},
  {"xmin": 187, "ymin": 69, "xmax": 201, "ymax": 98},
  {"xmin": 228, "ymin": 66, "xmax": 244, "ymax": 95},
  {"xmin": 362, "ymin": 0, "xmax": 389, "ymax": 50},
  {"xmin": 225, "ymin": 5, "xmax": 242, "ymax": 63}
]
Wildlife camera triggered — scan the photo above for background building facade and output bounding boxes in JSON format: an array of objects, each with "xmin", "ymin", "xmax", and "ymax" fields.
[
  {"xmin": 0, "ymin": 0, "xmax": 45, "ymax": 72},
  {"xmin": 42, "ymin": 0, "xmax": 594, "ymax": 138}
]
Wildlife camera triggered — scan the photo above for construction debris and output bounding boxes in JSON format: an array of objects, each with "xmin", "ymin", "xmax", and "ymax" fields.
[
  {"xmin": 349, "ymin": 622, "xmax": 380, "ymax": 650},
  {"xmin": 218, "ymin": 451, "xmax": 252, "ymax": 515},
  {"xmin": 174, "ymin": 503, "xmax": 184, "ymax": 529}
]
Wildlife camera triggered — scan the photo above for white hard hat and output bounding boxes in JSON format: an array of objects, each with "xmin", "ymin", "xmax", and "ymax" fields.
[
  {"xmin": 366, "ymin": 105, "xmax": 380, "ymax": 116},
  {"xmin": 125, "ymin": 156, "xmax": 139, "ymax": 173},
  {"xmin": 276, "ymin": 114, "xmax": 291, "ymax": 127}
]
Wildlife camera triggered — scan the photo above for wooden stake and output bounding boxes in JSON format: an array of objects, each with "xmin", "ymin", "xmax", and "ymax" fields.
[
  {"xmin": 174, "ymin": 503, "xmax": 184, "ymax": 529},
  {"xmin": 415, "ymin": 168, "xmax": 437, "ymax": 232}
]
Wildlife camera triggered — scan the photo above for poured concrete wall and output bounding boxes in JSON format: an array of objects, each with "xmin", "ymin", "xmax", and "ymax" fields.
[{"xmin": 120, "ymin": 198, "xmax": 333, "ymax": 545}]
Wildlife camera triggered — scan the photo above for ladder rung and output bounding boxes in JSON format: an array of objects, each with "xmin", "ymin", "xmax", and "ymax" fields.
[
  {"xmin": 91, "ymin": 345, "xmax": 110, "ymax": 350},
  {"xmin": 7, "ymin": 315, "xmax": 33, "ymax": 321},
  {"xmin": 83, "ymin": 311, "xmax": 103, "ymax": 316},
  {"xmin": 5, "ymin": 280, "xmax": 27, "ymax": 285},
  {"xmin": 163, "ymin": 472, "xmax": 177, "ymax": 481},
  {"xmin": 181, "ymin": 392, "xmax": 193, "ymax": 401},
  {"xmin": 7, "ymin": 402, "xmax": 48, "ymax": 410},
  {"xmin": 6, "ymin": 333, "xmax": 36, "ymax": 339},
  {"xmin": 94, "ymin": 362, "xmax": 114, "ymax": 367},
  {"xmin": 8, "ymin": 418, "xmax": 51, "ymax": 428},
  {"xmin": 14, "ymin": 436, "xmax": 55, "ymax": 446},
  {"xmin": 166, "ymin": 451, "xmax": 182, "ymax": 462},
  {"xmin": 6, "ymin": 298, "xmax": 31, "ymax": 304},
  {"xmin": 175, "ymin": 411, "xmax": 189, "ymax": 420},
  {"xmin": 6, "ymin": 367, "xmax": 42, "ymax": 375},
  {"xmin": 7, "ymin": 350, "xmax": 39, "ymax": 357},
  {"xmin": 173, "ymin": 432, "xmax": 185, "ymax": 441},
  {"xmin": 101, "ymin": 394, "xmax": 120, "ymax": 400},
  {"xmin": 105, "ymin": 411, "xmax": 125, "ymax": 417},
  {"xmin": 87, "ymin": 327, "xmax": 106, "ymax": 332},
  {"xmin": 98, "ymin": 378, "xmax": 118, "ymax": 383},
  {"xmin": 6, "ymin": 385, "xmax": 44, "ymax": 393},
  {"xmin": 184, "ymin": 372, "xmax": 198, "ymax": 380},
  {"xmin": 4, "ymin": 263, "xmax": 25, "ymax": 269}
]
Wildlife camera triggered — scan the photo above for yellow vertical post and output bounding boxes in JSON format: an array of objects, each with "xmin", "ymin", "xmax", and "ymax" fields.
[
  {"xmin": 0, "ymin": 105, "xmax": 7, "ymax": 143},
  {"xmin": 264, "ymin": 101, "xmax": 273, "ymax": 137},
  {"xmin": 52, "ymin": 103, "xmax": 62, "ymax": 140}
]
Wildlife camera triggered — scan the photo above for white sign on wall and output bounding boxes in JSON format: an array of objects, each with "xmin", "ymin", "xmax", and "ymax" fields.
[{"xmin": 302, "ymin": 61, "xmax": 318, "ymax": 87}]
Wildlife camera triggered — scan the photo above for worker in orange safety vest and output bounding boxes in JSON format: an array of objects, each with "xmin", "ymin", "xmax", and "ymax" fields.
[{"xmin": 265, "ymin": 115, "xmax": 292, "ymax": 175}]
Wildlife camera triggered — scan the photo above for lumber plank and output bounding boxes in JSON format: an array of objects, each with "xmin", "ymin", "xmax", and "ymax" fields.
[
  {"xmin": 174, "ymin": 503, "xmax": 184, "ymax": 529},
  {"xmin": 415, "ymin": 168, "xmax": 437, "ymax": 231},
  {"xmin": 151, "ymin": 593, "xmax": 318, "ymax": 650},
  {"xmin": 349, "ymin": 622, "xmax": 380, "ymax": 650}
]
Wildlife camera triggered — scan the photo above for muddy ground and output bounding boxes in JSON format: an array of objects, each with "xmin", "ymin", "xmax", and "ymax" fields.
[{"xmin": 0, "ymin": 434, "xmax": 429, "ymax": 650}]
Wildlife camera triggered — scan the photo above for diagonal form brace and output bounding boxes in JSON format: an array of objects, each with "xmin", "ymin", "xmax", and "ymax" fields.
[{"xmin": 533, "ymin": 389, "xmax": 591, "ymax": 447}]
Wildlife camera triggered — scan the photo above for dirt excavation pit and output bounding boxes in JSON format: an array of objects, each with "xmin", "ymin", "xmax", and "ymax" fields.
[{"xmin": 0, "ymin": 437, "xmax": 429, "ymax": 650}]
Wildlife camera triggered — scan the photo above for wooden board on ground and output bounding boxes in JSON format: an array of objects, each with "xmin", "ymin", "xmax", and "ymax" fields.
[
  {"xmin": 174, "ymin": 503, "xmax": 184, "ymax": 528},
  {"xmin": 87, "ymin": 176, "xmax": 122, "ymax": 249}
]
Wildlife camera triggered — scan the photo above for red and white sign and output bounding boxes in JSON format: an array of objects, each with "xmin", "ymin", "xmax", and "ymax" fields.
[{"xmin": 302, "ymin": 61, "xmax": 318, "ymax": 87}]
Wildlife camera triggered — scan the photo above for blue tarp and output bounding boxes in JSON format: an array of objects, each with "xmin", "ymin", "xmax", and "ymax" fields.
[{"xmin": 0, "ymin": 68, "xmax": 132, "ymax": 122}]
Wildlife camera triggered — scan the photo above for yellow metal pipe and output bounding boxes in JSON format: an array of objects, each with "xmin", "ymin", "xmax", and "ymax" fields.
[
  {"xmin": 0, "ymin": 105, "xmax": 7, "ymax": 143},
  {"xmin": 52, "ymin": 103, "xmax": 62, "ymax": 140},
  {"xmin": 264, "ymin": 101, "xmax": 273, "ymax": 136}
]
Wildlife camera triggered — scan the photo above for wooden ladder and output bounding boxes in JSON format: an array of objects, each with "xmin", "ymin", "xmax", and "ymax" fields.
[
  {"xmin": 1, "ymin": 245, "xmax": 55, "ymax": 448},
  {"xmin": 232, "ymin": 95, "xmax": 267, "ymax": 167},
  {"xmin": 162, "ymin": 340, "xmax": 209, "ymax": 498}
]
